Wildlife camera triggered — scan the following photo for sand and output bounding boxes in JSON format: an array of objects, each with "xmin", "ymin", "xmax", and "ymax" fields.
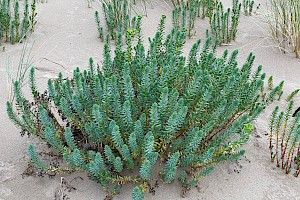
[{"xmin": 0, "ymin": 0, "xmax": 300, "ymax": 199}]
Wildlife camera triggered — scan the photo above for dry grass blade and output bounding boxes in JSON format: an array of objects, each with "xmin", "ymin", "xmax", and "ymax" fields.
[
  {"xmin": 5, "ymin": 40, "xmax": 36, "ymax": 102},
  {"xmin": 54, "ymin": 177, "xmax": 73, "ymax": 200},
  {"xmin": 265, "ymin": 0, "xmax": 300, "ymax": 58}
]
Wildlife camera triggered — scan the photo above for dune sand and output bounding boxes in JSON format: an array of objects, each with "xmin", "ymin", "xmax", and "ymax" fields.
[{"xmin": 0, "ymin": 0, "xmax": 300, "ymax": 199}]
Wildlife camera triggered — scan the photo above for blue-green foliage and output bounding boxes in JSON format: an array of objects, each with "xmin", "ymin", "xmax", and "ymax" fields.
[
  {"xmin": 88, "ymin": 152, "xmax": 110, "ymax": 187},
  {"xmin": 64, "ymin": 128, "xmax": 77, "ymax": 150},
  {"xmin": 44, "ymin": 127, "xmax": 64, "ymax": 153},
  {"xmin": 111, "ymin": 124, "xmax": 124, "ymax": 152},
  {"xmin": 140, "ymin": 159, "xmax": 151, "ymax": 180},
  {"xmin": 162, "ymin": 152, "xmax": 180, "ymax": 183},
  {"xmin": 29, "ymin": 67, "xmax": 39, "ymax": 99},
  {"xmin": 269, "ymin": 100, "xmax": 300, "ymax": 175},
  {"xmin": 69, "ymin": 148, "xmax": 87, "ymax": 169},
  {"xmin": 142, "ymin": 132, "xmax": 155, "ymax": 158},
  {"xmin": 28, "ymin": 144, "xmax": 48, "ymax": 169},
  {"xmin": 132, "ymin": 186, "xmax": 144, "ymax": 200},
  {"xmin": 128, "ymin": 131, "xmax": 139, "ymax": 157},
  {"xmin": 121, "ymin": 144, "xmax": 134, "ymax": 169},
  {"xmin": 94, "ymin": 0, "xmax": 141, "ymax": 42},
  {"xmin": 104, "ymin": 145, "xmax": 115, "ymax": 165},
  {"xmin": 183, "ymin": 129, "xmax": 204, "ymax": 154},
  {"xmin": 114, "ymin": 157, "xmax": 123, "ymax": 172},
  {"xmin": 122, "ymin": 100, "xmax": 133, "ymax": 132},
  {"xmin": 7, "ymin": 15, "xmax": 281, "ymax": 198},
  {"xmin": 0, "ymin": 0, "xmax": 33, "ymax": 44}
]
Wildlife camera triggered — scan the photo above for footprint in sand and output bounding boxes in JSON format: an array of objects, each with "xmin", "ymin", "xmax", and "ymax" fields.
[
  {"xmin": 0, "ymin": 161, "xmax": 16, "ymax": 199},
  {"xmin": 263, "ymin": 185, "xmax": 300, "ymax": 200},
  {"xmin": 0, "ymin": 161, "xmax": 16, "ymax": 183}
]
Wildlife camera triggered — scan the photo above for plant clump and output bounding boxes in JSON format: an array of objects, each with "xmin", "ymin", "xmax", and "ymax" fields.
[
  {"xmin": 269, "ymin": 96, "xmax": 300, "ymax": 176},
  {"xmin": 172, "ymin": 0, "xmax": 201, "ymax": 38},
  {"xmin": 171, "ymin": 0, "xmax": 242, "ymax": 44},
  {"xmin": 95, "ymin": 0, "xmax": 141, "ymax": 42},
  {"xmin": 210, "ymin": 0, "xmax": 241, "ymax": 45},
  {"xmin": 0, "ymin": 0, "xmax": 37, "ymax": 45},
  {"xmin": 198, "ymin": 0, "xmax": 217, "ymax": 20},
  {"xmin": 7, "ymin": 16, "xmax": 281, "ymax": 199},
  {"xmin": 171, "ymin": 0, "xmax": 219, "ymax": 39}
]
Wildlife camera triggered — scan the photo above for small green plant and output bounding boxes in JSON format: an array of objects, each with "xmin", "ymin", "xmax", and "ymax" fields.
[
  {"xmin": 243, "ymin": 0, "xmax": 255, "ymax": 16},
  {"xmin": 172, "ymin": 0, "xmax": 201, "ymax": 38},
  {"xmin": 21, "ymin": 0, "xmax": 30, "ymax": 39},
  {"xmin": 268, "ymin": 76, "xmax": 273, "ymax": 90},
  {"xmin": 231, "ymin": 0, "xmax": 242, "ymax": 40},
  {"xmin": 171, "ymin": 0, "xmax": 222, "ymax": 39},
  {"xmin": 7, "ymin": 16, "xmax": 281, "ymax": 199},
  {"xmin": 10, "ymin": 20, "xmax": 15, "ymax": 44},
  {"xmin": 95, "ymin": 0, "xmax": 141, "ymax": 41},
  {"xmin": 0, "ymin": 0, "xmax": 36, "ymax": 45},
  {"xmin": 171, "ymin": 0, "xmax": 241, "ymax": 42},
  {"xmin": 210, "ymin": 0, "xmax": 241, "ymax": 45},
  {"xmin": 269, "ymin": 98, "xmax": 300, "ymax": 176},
  {"xmin": 95, "ymin": 11, "xmax": 104, "ymax": 42},
  {"xmin": 277, "ymin": 80, "xmax": 284, "ymax": 100},
  {"xmin": 14, "ymin": 0, "xmax": 20, "ymax": 41},
  {"xmin": 29, "ymin": 0, "xmax": 37, "ymax": 32},
  {"xmin": 266, "ymin": 0, "xmax": 300, "ymax": 58},
  {"xmin": 287, "ymin": 89, "xmax": 300, "ymax": 102},
  {"xmin": 199, "ymin": 0, "xmax": 217, "ymax": 21},
  {"xmin": 0, "ymin": 0, "xmax": 11, "ymax": 42}
]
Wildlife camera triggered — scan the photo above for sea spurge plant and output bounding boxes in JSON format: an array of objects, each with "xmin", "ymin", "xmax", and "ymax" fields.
[
  {"xmin": 172, "ymin": 0, "xmax": 201, "ymax": 38},
  {"xmin": 243, "ymin": 0, "xmax": 255, "ymax": 16},
  {"xmin": 269, "ymin": 98, "xmax": 300, "ymax": 176},
  {"xmin": 0, "ymin": 0, "xmax": 36, "ymax": 45},
  {"xmin": 14, "ymin": 0, "xmax": 20, "ymax": 42},
  {"xmin": 7, "ymin": 16, "xmax": 281, "ymax": 198},
  {"xmin": 199, "ymin": 0, "xmax": 217, "ymax": 20},
  {"xmin": 210, "ymin": 0, "xmax": 241, "ymax": 45},
  {"xmin": 29, "ymin": 0, "xmax": 37, "ymax": 32},
  {"xmin": 21, "ymin": 0, "xmax": 30, "ymax": 38},
  {"xmin": 95, "ymin": 0, "xmax": 140, "ymax": 41},
  {"xmin": 287, "ymin": 89, "xmax": 300, "ymax": 102}
]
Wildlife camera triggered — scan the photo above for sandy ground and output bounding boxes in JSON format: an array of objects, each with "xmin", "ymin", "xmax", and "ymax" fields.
[{"xmin": 0, "ymin": 0, "xmax": 300, "ymax": 199}]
